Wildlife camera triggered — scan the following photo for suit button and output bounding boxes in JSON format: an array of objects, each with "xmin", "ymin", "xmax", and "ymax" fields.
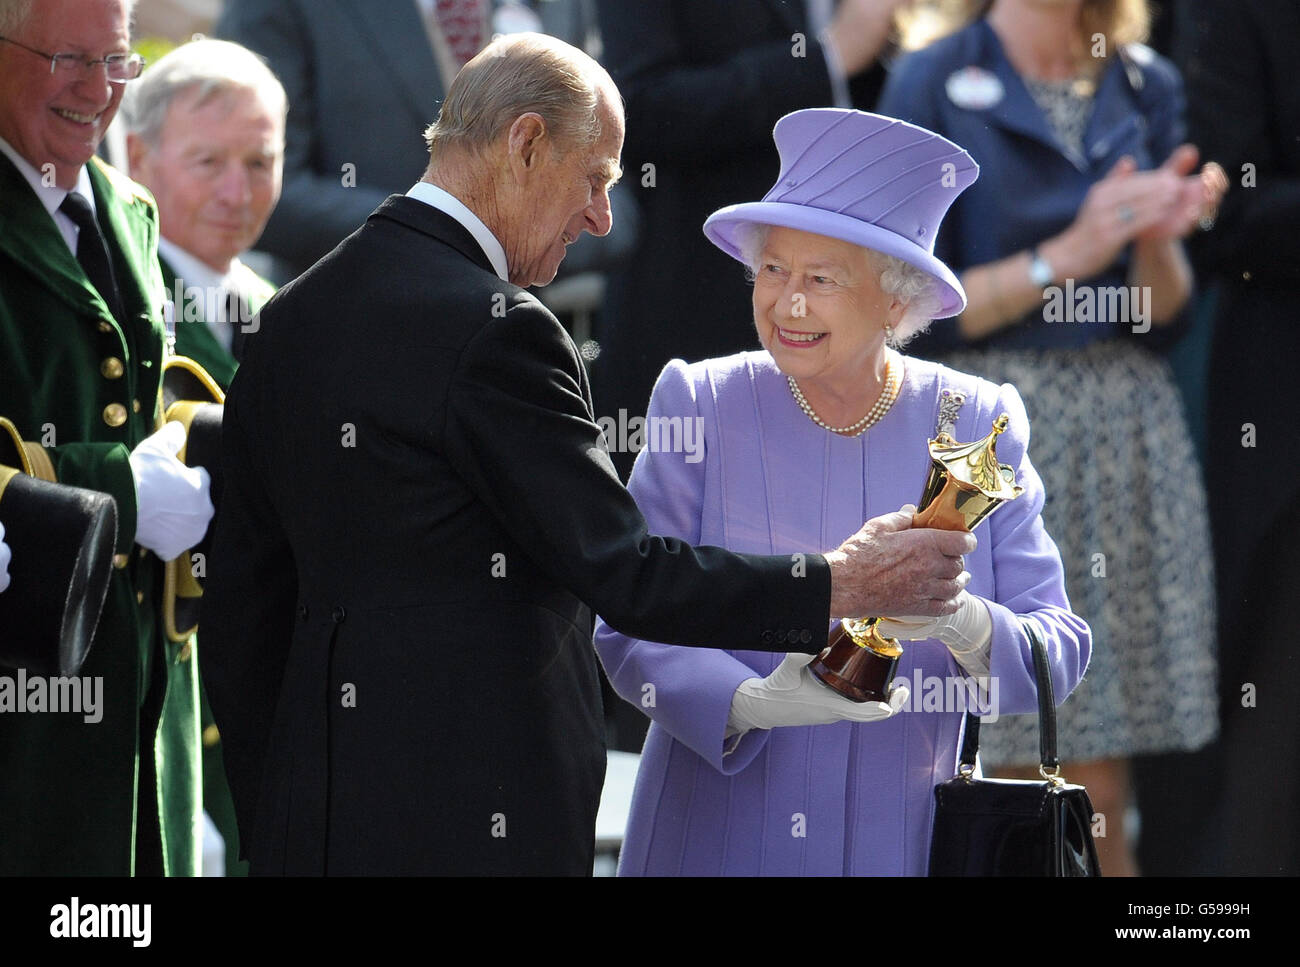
[
  {"xmin": 131, "ymin": 398, "xmax": 142, "ymax": 413},
  {"xmin": 298, "ymin": 604, "xmax": 309, "ymax": 620},
  {"xmin": 100, "ymin": 357, "xmax": 124, "ymax": 379},
  {"xmin": 103, "ymin": 403, "xmax": 127, "ymax": 427},
  {"xmin": 760, "ymin": 630, "xmax": 774, "ymax": 645},
  {"xmin": 332, "ymin": 606, "xmax": 346, "ymax": 624},
  {"xmin": 136, "ymin": 590, "xmax": 144, "ymax": 604},
  {"xmin": 775, "ymin": 630, "xmax": 787, "ymax": 645},
  {"xmin": 800, "ymin": 629, "xmax": 812, "ymax": 645},
  {"xmin": 112, "ymin": 553, "xmax": 128, "ymax": 569},
  {"xmin": 98, "ymin": 320, "xmax": 113, "ymax": 333}
]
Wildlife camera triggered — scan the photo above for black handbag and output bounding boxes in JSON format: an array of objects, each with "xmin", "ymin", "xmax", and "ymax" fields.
[{"xmin": 928, "ymin": 619, "xmax": 1102, "ymax": 876}]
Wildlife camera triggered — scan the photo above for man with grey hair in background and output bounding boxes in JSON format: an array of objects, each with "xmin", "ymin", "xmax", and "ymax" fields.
[
  {"xmin": 124, "ymin": 38, "xmax": 285, "ymax": 388},
  {"xmin": 201, "ymin": 32, "xmax": 974, "ymax": 875},
  {"xmin": 0, "ymin": 0, "xmax": 212, "ymax": 874},
  {"xmin": 122, "ymin": 37, "xmax": 287, "ymax": 877}
]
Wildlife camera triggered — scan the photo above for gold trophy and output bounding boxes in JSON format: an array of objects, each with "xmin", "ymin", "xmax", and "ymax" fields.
[{"xmin": 809, "ymin": 414, "xmax": 1025, "ymax": 702}]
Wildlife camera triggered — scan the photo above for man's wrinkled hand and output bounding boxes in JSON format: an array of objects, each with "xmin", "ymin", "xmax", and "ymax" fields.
[{"xmin": 825, "ymin": 504, "xmax": 974, "ymax": 619}]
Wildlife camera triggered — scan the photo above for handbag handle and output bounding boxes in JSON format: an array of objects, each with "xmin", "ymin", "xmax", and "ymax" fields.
[{"xmin": 956, "ymin": 618, "xmax": 1060, "ymax": 779}]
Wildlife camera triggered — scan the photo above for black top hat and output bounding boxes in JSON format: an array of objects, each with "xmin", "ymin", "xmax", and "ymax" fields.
[{"xmin": 0, "ymin": 417, "xmax": 118, "ymax": 678}]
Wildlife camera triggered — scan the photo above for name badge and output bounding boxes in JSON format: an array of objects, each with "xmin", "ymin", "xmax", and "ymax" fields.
[{"xmin": 946, "ymin": 67, "xmax": 1004, "ymax": 110}]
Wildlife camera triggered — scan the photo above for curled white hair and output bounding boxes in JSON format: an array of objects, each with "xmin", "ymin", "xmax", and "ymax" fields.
[{"xmin": 735, "ymin": 222, "xmax": 944, "ymax": 347}]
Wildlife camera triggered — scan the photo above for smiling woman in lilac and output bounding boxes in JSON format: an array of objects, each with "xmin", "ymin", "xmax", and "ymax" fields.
[{"xmin": 593, "ymin": 109, "xmax": 1090, "ymax": 876}]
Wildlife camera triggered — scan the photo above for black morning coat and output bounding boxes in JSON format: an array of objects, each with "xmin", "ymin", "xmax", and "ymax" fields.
[{"xmin": 199, "ymin": 196, "xmax": 834, "ymax": 875}]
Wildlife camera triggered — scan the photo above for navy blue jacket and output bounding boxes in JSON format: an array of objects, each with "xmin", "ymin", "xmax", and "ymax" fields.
[{"xmin": 879, "ymin": 18, "xmax": 1186, "ymax": 352}]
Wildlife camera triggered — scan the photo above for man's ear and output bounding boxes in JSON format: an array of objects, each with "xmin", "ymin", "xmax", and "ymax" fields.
[
  {"xmin": 506, "ymin": 112, "xmax": 548, "ymax": 178},
  {"xmin": 125, "ymin": 132, "xmax": 148, "ymax": 180}
]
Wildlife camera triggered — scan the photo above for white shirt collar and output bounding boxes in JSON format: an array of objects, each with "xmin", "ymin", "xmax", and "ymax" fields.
[
  {"xmin": 0, "ymin": 135, "xmax": 96, "ymax": 253},
  {"xmin": 406, "ymin": 180, "xmax": 510, "ymax": 282},
  {"xmin": 158, "ymin": 236, "xmax": 244, "ymax": 293},
  {"xmin": 157, "ymin": 237, "xmax": 251, "ymax": 356}
]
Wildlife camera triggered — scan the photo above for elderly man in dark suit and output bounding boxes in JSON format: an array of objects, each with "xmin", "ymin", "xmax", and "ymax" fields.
[{"xmin": 200, "ymin": 32, "xmax": 975, "ymax": 876}]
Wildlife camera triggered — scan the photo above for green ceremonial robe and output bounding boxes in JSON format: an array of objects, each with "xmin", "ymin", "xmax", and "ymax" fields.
[
  {"xmin": 0, "ymin": 154, "xmax": 202, "ymax": 875},
  {"xmin": 158, "ymin": 252, "xmax": 274, "ymax": 877}
]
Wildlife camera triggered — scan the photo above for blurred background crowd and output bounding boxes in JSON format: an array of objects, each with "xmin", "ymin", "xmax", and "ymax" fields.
[{"xmin": 6, "ymin": 0, "xmax": 1296, "ymax": 876}]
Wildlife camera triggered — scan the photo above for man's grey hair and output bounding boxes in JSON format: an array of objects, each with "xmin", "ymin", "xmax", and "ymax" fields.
[
  {"xmin": 424, "ymin": 32, "xmax": 616, "ymax": 160},
  {"xmin": 736, "ymin": 222, "xmax": 945, "ymax": 346},
  {"xmin": 121, "ymin": 39, "xmax": 287, "ymax": 146},
  {"xmin": 0, "ymin": 0, "xmax": 138, "ymax": 37}
]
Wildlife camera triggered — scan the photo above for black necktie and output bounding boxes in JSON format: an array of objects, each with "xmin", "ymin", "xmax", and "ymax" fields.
[
  {"xmin": 226, "ymin": 290, "xmax": 249, "ymax": 363},
  {"xmin": 59, "ymin": 191, "xmax": 126, "ymax": 326}
]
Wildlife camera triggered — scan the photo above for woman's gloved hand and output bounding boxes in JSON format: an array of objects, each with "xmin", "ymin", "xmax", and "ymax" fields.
[
  {"xmin": 877, "ymin": 591, "xmax": 993, "ymax": 676},
  {"xmin": 727, "ymin": 652, "xmax": 909, "ymax": 737}
]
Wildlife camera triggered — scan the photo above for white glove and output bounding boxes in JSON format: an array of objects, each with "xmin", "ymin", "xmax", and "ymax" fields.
[
  {"xmin": 129, "ymin": 421, "xmax": 214, "ymax": 562},
  {"xmin": 877, "ymin": 591, "xmax": 993, "ymax": 677},
  {"xmin": 727, "ymin": 652, "xmax": 909, "ymax": 737},
  {"xmin": 0, "ymin": 520, "xmax": 10, "ymax": 593}
]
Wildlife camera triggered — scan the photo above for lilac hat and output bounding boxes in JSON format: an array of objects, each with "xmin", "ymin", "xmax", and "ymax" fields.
[{"xmin": 704, "ymin": 108, "xmax": 979, "ymax": 317}]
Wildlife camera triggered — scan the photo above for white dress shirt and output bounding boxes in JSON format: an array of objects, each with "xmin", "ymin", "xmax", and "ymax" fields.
[
  {"xmin": 157, "ymin": 237, "xmax": 253, "ymax": 355},
  {"xmin": 406, "ymin": 180, "xmax": 510, "ymax": 282},
  {"xmin": 0, "ymin": 135, "xmax": 98, "ymax": 255}
]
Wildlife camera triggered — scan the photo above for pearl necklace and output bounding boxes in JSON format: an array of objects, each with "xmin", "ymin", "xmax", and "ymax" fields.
[{"xmin": 788, "ymin": 352, "xmax": 901, "ymax": 437}]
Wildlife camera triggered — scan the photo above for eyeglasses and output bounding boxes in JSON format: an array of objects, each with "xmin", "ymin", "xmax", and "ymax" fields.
[{"xmin": 0, "ymin": 35, "xmax": 144, "ymax": 82}]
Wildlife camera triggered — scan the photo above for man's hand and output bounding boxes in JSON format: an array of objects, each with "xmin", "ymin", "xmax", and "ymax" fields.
[
  {"xmin": 129, "ymin": 421, "xmax": 214, "ymax": 562},
  {"xmin": 825, "ymin": 504, "xmax": 974, "ymax": 618},
  {"xmin": 728, "ymin": 652, "xmax": 909, "ymax": 736},
  {"xmin": 0, "ymin": 520, "xmax": 10, "ymax": 593}
]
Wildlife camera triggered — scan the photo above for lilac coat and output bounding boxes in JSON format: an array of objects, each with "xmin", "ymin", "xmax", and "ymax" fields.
[{"xmin": 594, "ymin": 351, "xmax": 1091, "ymax": 876}]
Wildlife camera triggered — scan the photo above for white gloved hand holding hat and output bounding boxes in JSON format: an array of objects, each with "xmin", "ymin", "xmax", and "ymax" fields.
[{"xmin": 129, "ymin": 422, "xmax": 214, "ymax": 562}]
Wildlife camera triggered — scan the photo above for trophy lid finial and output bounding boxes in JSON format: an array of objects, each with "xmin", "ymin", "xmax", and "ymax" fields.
[{"xmin": 927, "ymin": 412, "xmax": 1025, "ymax": 501}]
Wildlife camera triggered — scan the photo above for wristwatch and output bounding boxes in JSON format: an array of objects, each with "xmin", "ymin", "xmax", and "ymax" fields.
[{"xmin": 1028, "ymin": 248, "xmax": 1055, "ymax": 290}]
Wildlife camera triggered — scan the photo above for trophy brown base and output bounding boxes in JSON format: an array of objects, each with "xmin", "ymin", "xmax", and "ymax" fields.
[{"xmin": 808, "ymin": 624, "xmax": 900, "ymax": 704}]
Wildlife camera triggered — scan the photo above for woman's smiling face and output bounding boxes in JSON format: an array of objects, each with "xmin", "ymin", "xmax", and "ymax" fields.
[{"xmin": 751, "ymin": 226, "xmax": 902, "ymax": 391}]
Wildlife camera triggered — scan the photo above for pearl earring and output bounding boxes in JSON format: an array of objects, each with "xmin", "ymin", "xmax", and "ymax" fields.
[{"xmin": 884, "ymin": 324, "xmax": 895, "ymax": 345}]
